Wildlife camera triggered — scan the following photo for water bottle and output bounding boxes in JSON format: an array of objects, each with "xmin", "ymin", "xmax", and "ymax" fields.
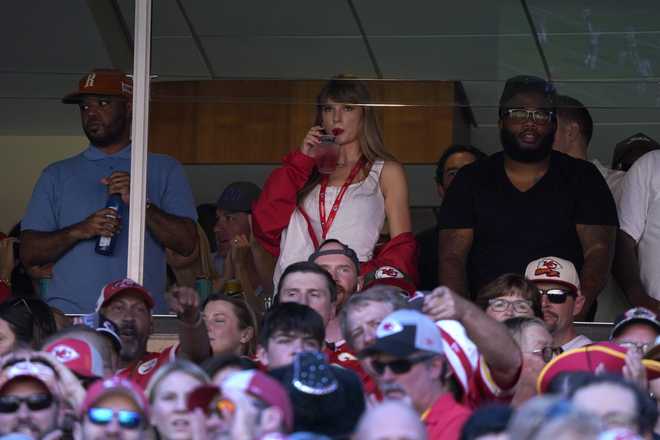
[{"xmin": 95, "ymin": 193, "xmax": 123, "ymax": 256}]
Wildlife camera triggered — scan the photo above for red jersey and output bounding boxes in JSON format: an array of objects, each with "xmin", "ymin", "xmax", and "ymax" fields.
[
  {"xmin": 324, "ymin": 341, "xmax": 379, "ymax": 397},
  {"xmin": 117, "ymin": 345, "xmax": 177, "ymax": 390}
]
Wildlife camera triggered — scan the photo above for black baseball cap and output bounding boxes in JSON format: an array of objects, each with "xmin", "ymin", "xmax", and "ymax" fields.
[
  {"xmin": 216, "ymin": 182, "xmax": 261, "ymax": 213},
  {"xmin": 499, "ymin": 75, "xmax": 557, "ymax": 110},
  {"xmin": 610, "ymin": 307, "xmax": 660, "ymax": 340}
]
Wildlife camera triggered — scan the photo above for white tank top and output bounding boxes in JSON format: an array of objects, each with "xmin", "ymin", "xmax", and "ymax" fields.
[{"xmin": 274, "ymin": 160, "xmax": 386, "ymax": 286}]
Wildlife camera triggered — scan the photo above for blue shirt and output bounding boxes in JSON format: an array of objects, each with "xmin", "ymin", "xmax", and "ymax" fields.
[{"xmin": 22, "ymin": 144, "xmax": 197, "ymax": 313}]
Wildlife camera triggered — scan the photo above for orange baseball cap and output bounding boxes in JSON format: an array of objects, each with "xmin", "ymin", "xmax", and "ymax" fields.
[{"xmin": 62, "ymin": 68, "xmax": 132, "ymax": 104}]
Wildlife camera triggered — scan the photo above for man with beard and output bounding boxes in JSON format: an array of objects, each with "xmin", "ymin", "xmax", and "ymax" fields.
[
  {"xmin": 20, "ymin": 68, "xmax": 197, "ymax": 312},
  {"xmin": 359, "ymin": 309, "xmax": 472, "ymax": 440},
  {"xmin": 438, "ymin": 75, "xmax": 618, "ymax": 318},
  {"xmin": 98, "ymin": 278, "xmax": 211, "ymax": 389},
  {"xmin": 524, "ymin": 256, "xmax": 590, "ymax": 351}
]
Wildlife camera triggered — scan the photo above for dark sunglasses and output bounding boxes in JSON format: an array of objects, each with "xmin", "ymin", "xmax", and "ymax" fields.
[
  {"xmin": 88, "ymin": 407, "xmax": 142, "ymax": 430},
  {"xmin": 0, "ymin": 394, "xmax": 53, "ymax": 413},
  {"xmin": 503, "ymin": 108, "xmax": 554, "ymax": 125},
  {"xmin": 371, "ymin": 354, "xmax": 436, "ymax": 376},
  {"xmin": 538, "ymin": 288, "xmax": 576, "ymax": 304}
]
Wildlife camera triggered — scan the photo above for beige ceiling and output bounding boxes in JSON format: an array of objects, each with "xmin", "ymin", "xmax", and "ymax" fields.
[{"xmin": 2, "ymin": 0, "xmax": 660, "ymax": 163}]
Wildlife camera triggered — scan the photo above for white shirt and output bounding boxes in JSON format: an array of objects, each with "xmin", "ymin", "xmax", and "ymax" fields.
[
  {"xmin": 561, "ymin": 334, "xmax": 593, "ymax": 352},
  {"xmin": 591, "ymin": 159, "xmax": 625, "ymax": 204},
  {"xmin": 618, "ymin": 151, "xmax": 660, "ymax": 300},
  {"xmin": 274, "ymin": 161, "xmax": 385, "ymax": 286}
]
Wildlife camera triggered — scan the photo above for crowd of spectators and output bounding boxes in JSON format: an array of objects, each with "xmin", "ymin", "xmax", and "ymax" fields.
[{"xmin": 0, "ymin": 69, "xmax": 658, "ymax": 439}]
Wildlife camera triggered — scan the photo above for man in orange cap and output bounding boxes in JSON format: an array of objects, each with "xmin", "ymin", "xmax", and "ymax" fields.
[{"xmin": 20, "ymin": 68, "xmax": 197, "ymax": 313}]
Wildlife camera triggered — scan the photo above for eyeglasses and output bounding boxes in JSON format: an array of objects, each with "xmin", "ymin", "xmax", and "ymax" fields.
[
  {"xmin": 618, "ymin": 340, "xmax": 651, "ymax": 354},
  {"xmin": 371, "ymin": 354, "xmax": 436, "ymax": 376},
  {"xmin": 538, "ymin": 288, "xmax": 576, "ymax": 304},
  {"xmin": 488, "ymin": 298, "xmax": 533, "ymax": 314},
  {"xmin": 87, "ymin": 407, "xmax": 143, "ymax": 430},
  {"xmin": 503, "ymin": 108, "xmax": 554, "ymax": 125},
  {"xmin": 0, "ymin": 394, "xmax": 53, "ymax": 413},
  {"xmin": 531, "ymin": 346, "xmax": 563, "ymax": 363}
]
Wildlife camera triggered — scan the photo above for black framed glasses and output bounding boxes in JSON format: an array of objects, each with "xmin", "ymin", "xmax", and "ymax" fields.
[
  {"xmin": 88, "ymin": 407, "xmax": 142, "ymax": 429},
  {"xmin": 371, "ymin": 354, "xmax": 436, "ymax": 376},
  {"xmin": 0, "ymin": 394, "xmax": 53, "ymax": 413},
  {"xmin": 503, "ymin": 108, "xmax": 554, "ymax": 125},
  {"xmin": 488, "ymin": 298, "xmax": 533, "ymax": 314},
  {"xmin": 538, "ymin": 288, "xmax": 576, "ymax": 304},
  {"xmin": 531, "ymin": 346, "xmax": 563, "ymax": 363}
]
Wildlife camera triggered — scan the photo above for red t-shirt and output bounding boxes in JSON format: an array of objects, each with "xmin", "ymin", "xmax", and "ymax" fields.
[
  {"xmin": 117, "ymin": 345, "xmax": 177, "ymax": 389},
  {"xmin": 423, "ymin": 393, "xmax": 472, "ymax": 440}
]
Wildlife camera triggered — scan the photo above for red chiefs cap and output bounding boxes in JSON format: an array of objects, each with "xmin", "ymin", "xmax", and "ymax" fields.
[
  {"xmin": 95, "ymin": 278, "xmax": 155, "ymax": 311},
  {"xmin": 82, "ymin": 377, "xmax": 149, "ymax": 416},
  {"xmin": 44, "ymin": 338, "xmax": 104, "ymax": 379},
  {"xmin": 537, "ymin": 341, "xmax": 660, "ymax": 394},
  {"xmin": 362, "ymin": 266, "xmax": 416, "ymax": 297}
]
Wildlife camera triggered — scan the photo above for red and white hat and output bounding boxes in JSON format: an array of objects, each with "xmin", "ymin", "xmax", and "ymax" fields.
[
  {"xmin": 437, "ymin": 320, "xmax": 480, "ymax": 395},
  {"xmin": 524, "ymin": 256, "xmax": 581, "ymax": 294},
  {"xmin": 96, "ymin": 278, "xmax": 155, "ymax": 311},
  {"xmin": 82, "ymin": 377, "xmax": 149, "ymax": 417},
  {"xmin": 44, "ymin": 338, "xmax": 104, "ymax": 379},
  {"xmin": 0, "ymin": 359, "xmax": 60, "ymax": 396},
  {"xmin": 222, "ymin": 370, "xmax": 294, "ymax": 432},
  {"xmin": 359, "ymin": 309, "xmax": 445, "ymax": 358}
]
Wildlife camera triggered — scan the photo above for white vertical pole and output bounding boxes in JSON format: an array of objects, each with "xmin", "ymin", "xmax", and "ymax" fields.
[{"xmin": 127, "ymin": 0, "xmax": 152, "ymax": 283}]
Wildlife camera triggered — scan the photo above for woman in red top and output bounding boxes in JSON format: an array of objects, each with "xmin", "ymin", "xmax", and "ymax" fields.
[{"xmin": 253, "ymin": 76, "xmax": 417, "ymax": 290}]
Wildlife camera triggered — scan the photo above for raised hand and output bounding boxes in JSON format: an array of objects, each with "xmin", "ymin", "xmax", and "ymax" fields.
[
  {"xmin": 167, "ymin": 286, "xmax": 201, "ymax": 325},
  {"xmin": 422, "ymin": 285, "xmax": 467, "ymax": 322}
]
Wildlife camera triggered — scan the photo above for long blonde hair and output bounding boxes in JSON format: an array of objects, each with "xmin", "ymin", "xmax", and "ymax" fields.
[{"xmin": 298, "ymin": 75, "xmax": 395, "ymax": 202}]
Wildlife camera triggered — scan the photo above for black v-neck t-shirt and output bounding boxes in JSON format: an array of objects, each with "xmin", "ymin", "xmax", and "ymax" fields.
[{"xmin": 438, "ymin": 151, "xmax": 618, "ymax": 297}]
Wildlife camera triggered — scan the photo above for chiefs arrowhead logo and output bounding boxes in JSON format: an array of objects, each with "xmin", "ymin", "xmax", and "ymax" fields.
[
  {"xmin": 52, "ymin": 345, "xmax": 80, "ymax": 363},
  {"xmin": 375, "ymin": 266, "xmax": 403, "ymax": 280},
  {"xmin": 534, "ymin": 259, "xmax": 562, "ymax": 278},
  {"xmin": 137, "ymin": 358, "xmax": 158, "ymax": 375},
  {"xmin": 378, "ymin": 319, "xmax": 403, "ymax": 337}
]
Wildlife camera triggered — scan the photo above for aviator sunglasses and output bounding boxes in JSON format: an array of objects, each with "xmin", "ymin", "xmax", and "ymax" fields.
[
  {"xmin": 538, "ymin": 288, "xmax": 577, "ymax": 304},
  {"xmin": 87, "ymin": 407, "xmax": 143, "ymax": 429}
]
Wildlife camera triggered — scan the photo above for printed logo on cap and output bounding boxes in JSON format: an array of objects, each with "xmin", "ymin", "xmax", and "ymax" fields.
[
  {"xmin": 52, "ymin": 345, "xmax": 80, "ymax": 363},
  {"xmin": 378, "ymin": 319, "xmax": 403, "ymax": 337},
  {"xmin": 375, "ymin": 266, "xmax": 403, "ymax": 279},
  {"xmin": 534, "ymin": 258, "xmax": 562, "ymax": 278},
  {"xmin": 138, "ymin": 358, "xmax": 158, "ymax": 375},
  {"xmin": 84, "ymin": 73, "xmax": 96, "ymax": 88}
]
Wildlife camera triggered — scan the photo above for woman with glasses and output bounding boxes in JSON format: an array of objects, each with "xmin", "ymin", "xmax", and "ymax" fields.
[
  {"xmin": 476, "ymin": 273, "xmax": 541, "ymax": 322},
  {"xmin": 146, "ymin": 359, "xmax": 211, "ymax": 440},
  {"xmin": 504, "ymin": 316, "xmax": 562, "ymax": 406}
]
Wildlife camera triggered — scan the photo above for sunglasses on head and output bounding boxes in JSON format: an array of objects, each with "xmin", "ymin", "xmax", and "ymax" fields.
[
  {"xmin": 88, "ymin": 407, "xmax": 142, "ymax": 430},
  {"xmin": 371, "ymin": 354, "xmax": 436, "ymax": 376},
  {"xmin": 538, "ymin": 288, "xmax": 576, "ymax": 304},
  {"xmin": 0, "ymin": 394, "xmax": 53, "ymax": 413}
]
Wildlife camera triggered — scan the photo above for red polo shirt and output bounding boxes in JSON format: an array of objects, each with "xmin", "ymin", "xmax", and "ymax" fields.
[{"xmin": 422, "ymin": 393, "xmax": 472, "ymax": 440}]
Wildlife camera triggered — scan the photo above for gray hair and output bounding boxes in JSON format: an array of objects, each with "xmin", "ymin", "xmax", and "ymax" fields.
[
  {"xmin": 146, "ymin": 359, "xmax": 210, "ymax": 402},
  {"xmin": 354, "ymin": 400, "xmax": 427, "ymax": 440},
  {"xmin": 339, "ymin": 285, "xmax": 410, "ymax": 348},
  {"xmin": 508, "ymin": 396, "xmax": 603, "ymax": 440}
]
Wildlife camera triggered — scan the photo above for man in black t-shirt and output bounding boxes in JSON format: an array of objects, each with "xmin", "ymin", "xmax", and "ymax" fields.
[{"xmin": 437, "ymin": 75, "xmax": 618, "ymax": 319}]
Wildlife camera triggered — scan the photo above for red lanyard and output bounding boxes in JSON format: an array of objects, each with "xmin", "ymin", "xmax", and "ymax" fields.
[{"xmin": 318, "ymin": 157, "xmax": 366, "ymax": 241}]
